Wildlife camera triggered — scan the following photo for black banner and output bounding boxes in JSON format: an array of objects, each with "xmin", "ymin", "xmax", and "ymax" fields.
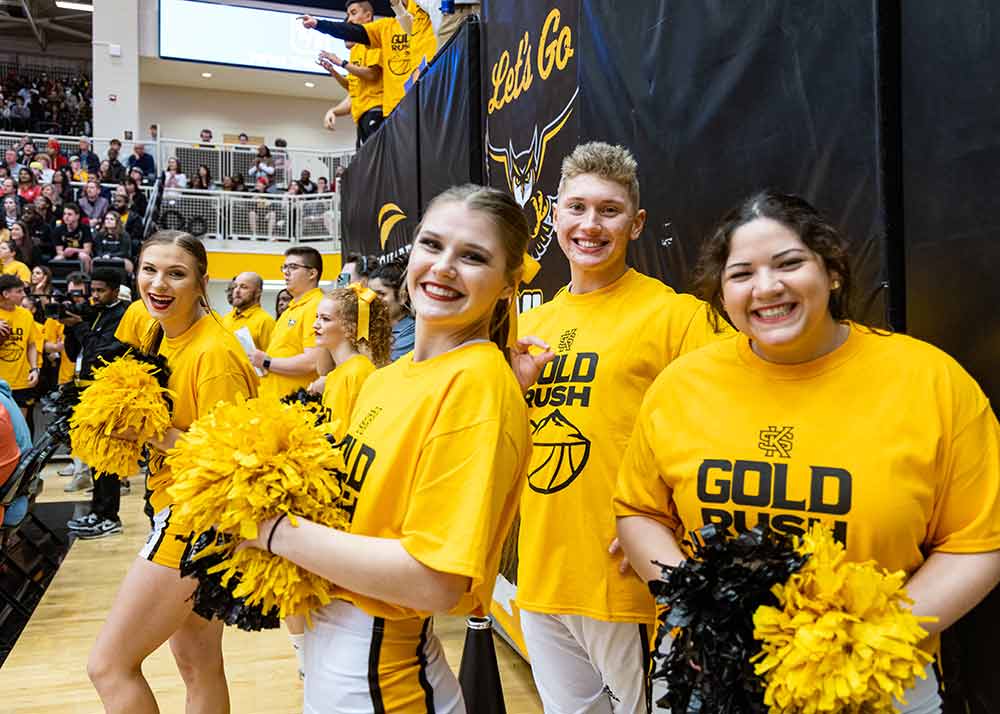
[
  {"xmin": 482, "ymin": 1, "xmax": 580, "ymax": 309},
  {"xmin": 577, "ymin": 0, "xmax": 887, "ymax": 324},
  {"xmin": 340, "ymin": 18, "xmax": 484, "ymax": 263},
  {"xmin": 901, "ymin": 4, "xmax": 1000, "ymax": 712}
]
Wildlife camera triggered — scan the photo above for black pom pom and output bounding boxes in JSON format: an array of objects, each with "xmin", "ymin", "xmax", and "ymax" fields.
[
  {"xmin": 180, "ymin": 530, "xmax": 281, "ymax": 631},
  {"xmin": 648, "ymin": 525, "xmax": 808, "ymax": 714}
]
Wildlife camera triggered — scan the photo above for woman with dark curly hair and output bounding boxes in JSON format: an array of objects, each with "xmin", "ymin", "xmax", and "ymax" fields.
[{"xmin": 615, "ymin": 190, "xmax": 1000, "ymax": 714}]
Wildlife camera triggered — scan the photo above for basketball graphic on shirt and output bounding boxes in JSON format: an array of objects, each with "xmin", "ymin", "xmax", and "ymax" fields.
[
  {"xmin": 0, "ymin": 334, "xmax": 23, "ymax": 363},
  {"xmin": 528, "ymin": 410, "xmax": 591, "ymax": 494}
]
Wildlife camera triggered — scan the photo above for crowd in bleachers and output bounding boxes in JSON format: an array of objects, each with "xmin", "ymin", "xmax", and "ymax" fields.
[{"xmin": 0, "ymin": 69, "xmax": 92, "ymax": 136}]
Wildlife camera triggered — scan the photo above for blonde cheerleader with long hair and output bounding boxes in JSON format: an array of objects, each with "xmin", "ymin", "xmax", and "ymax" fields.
[
  {"xmin": 241, "ymin": 185, "xmax": 533, "ymax": 713},
  {"xmin": 87, "ymin": 231, "xmax": 258, "ymax": 714}
]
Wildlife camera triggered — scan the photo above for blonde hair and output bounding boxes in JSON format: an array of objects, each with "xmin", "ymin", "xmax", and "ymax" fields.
[
  {"xmin": 323, "ymin": 287, "xmax": 392, "ymax": 367},
  {"xmin": 558, "ymin": 141, "xmax": 640, "ymax": 212}
]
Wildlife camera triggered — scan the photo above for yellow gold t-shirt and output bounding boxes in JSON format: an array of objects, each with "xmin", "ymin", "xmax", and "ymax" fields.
[
  {"xmin": 334, "ymin": 342, "xmax": 531, "ymax": 621},
  {"xmin": 43, "ymin": 318, "xmax": 74, "ymax": 384},
  {"xmin": 614, "ymin": 325, "xmax": 1000, "ymax": 638},
  {"xmin": 147, "ymin": 314, "xmax": 258, "ymax": 513},
  {"xmin": 260, "ymin": 287, "xmax": 323, "ymax": 400},
  {"xmin": 321, "ymin": 354, "xmax": 376, "ymax": 441},
  {"xmin": 2, "ymin": 261, "xmax": 30, "ymax": 283},
  {"xmin": 114, "ymin": 299, "xmax": 156, "ymax": 349},
  {"xmin": 0, "ymin": 305, "xmax": 39, "ymax": 389},
  {"xmin": 221, "ymin": 304, "xmax": 276, "ymax": 352},
  {"xmin": 349, "ymin": 43, "xmax": 383, "ymax": 121},
  {"xmin": 516, "ymin": 268, "xmax": 732, "ymax": 622},
  {"xmin": 363, "ymin": 1, "xmax": 436, "ymax": 115}
]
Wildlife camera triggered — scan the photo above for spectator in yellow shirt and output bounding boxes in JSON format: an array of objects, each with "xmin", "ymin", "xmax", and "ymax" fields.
[{"xmin": 220, "ymin": 271, "xmax": 276, "ymax": 350}]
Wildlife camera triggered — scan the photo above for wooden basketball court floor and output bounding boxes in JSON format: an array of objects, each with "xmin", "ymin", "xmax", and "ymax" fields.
[{"xmin": 0, "ymin": 465, "xmax": 543, "ymax": 713}]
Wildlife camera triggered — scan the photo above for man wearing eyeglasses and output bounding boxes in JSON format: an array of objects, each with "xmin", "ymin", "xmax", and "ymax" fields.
[{"xmin": 250, "ymin": 247, "xmax": 325, "ymax": 399}]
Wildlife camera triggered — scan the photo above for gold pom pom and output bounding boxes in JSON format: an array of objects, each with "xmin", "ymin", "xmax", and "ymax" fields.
[
  {"xmin": 752, "ymin": 525, "xmax": 936, "ymax": 713},
  {"xmin": 69, "ymin": 355, "xmax": 173, "ymax": 476},
  {"xmin": 167, "ymin": 395, "xmax": 348, "ymax": 619}
]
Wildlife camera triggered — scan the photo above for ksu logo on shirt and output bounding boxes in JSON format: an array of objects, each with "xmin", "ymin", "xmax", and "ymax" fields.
[{"xmin": 287, "ymin": 318, "xmax": 297, "ymax": 327}]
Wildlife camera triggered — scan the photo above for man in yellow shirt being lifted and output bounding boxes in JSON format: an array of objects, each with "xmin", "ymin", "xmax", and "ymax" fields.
[{"xmin": 221, "ymin": 271, "xmax": 275, "ymax": 351}]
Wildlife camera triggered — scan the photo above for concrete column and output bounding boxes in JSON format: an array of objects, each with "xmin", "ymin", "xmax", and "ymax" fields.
[{"xmin": 92, "ymin": 0, "xmax": 141, "ymax": 141}]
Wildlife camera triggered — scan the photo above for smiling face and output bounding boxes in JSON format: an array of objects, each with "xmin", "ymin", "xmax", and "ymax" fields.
[
  {"xmin": 406, "ymin": 201, "xmax": 513, "ymax": 341},
  {"xmin": 554, "ymin": 173, "xmax": 646, "ymax": 290},
  {"xmin": 137, "ymin": 243, "xmax": 206, "ymax": 332},
  {"xmin": 722, "ymin": 217, "xmax": 842, "ymax": 363}
]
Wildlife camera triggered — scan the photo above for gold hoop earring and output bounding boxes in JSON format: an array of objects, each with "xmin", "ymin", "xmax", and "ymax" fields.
[{"xmin": 831, "ymin": 280, "xmax": 841, "ymax": 290}]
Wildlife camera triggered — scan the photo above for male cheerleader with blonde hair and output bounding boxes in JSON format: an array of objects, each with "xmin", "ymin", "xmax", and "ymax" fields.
[{"xmin": 511, "ymin": 142, "xmax": 732, "ymax": 713}]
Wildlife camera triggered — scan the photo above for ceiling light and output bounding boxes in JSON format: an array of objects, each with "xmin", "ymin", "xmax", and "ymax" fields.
[
  {"xmin": 304, "ymin": 81, "xmax": 315, "ymax": 88},
  {"xmin": 55, "ymin": 1, "xmax": 94, "ymax": 10},
  {"xmin": 201, "ymin": 72, "xmax": 213, "ymax": 78}
]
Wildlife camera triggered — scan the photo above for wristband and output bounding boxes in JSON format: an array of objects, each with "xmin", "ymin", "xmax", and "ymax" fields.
[
  {"xmin": 341, "ymin": 59, "xmax": 349, "ymax": 68},
  {"xmin": 267, "ymin": 513, "xmax": 289, "ymax": 554}
]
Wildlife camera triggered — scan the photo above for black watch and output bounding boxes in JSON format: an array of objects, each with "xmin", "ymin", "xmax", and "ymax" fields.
[
  {"xmin": 341, "ymin": 58, "xmax": 349, "ymax": 68},
  {"xmin": 262, "ymin": 357, "xmax": 272, "ymax": 371}
]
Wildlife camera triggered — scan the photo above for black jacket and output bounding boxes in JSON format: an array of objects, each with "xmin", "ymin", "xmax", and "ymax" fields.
[{"xmin": 65, "ymin": 299, "xmax": 128, "ymax": 380}]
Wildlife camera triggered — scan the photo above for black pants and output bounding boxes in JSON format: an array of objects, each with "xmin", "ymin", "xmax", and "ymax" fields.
[
  {"xmin": 357, "ymin": 107, "xmax": 385, "ymax": 146},
  {"xmin": 92, "ymin": 472, "xmax": 121, "ymax": 521}
]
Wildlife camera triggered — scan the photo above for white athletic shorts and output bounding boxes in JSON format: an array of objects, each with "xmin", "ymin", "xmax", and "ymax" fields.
[
  {"xmin": 520, "ymin": 609, "xmax": 654, "ymax": 714},
  {"xmin": 304, "ymin": 600, "xmax": 466, "ymax": 714}
]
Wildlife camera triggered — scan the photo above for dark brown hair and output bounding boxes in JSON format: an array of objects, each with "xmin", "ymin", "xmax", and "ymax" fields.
[
  {"xmin": 417, "ymin": 185, "xmax": 529, "ymax": 355},
  {"xmin": 693, "ymin": 190, "xmax": 853, "ymax": 330}
]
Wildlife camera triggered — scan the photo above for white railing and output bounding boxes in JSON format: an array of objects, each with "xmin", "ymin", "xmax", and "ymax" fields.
[{"xmin": 0, "ymin": 131, "xmax": 354, "ymax": 189}]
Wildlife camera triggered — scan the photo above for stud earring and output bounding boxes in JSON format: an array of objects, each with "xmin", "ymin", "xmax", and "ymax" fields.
[{"xmin": 831, "ymin": 280, "xmax": 841, "ymax": 290}]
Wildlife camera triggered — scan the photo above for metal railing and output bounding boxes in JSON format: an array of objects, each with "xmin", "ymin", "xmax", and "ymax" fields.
[{"xmin": 0, "ymin": 131, "xmax": 355, "ymax": 189}]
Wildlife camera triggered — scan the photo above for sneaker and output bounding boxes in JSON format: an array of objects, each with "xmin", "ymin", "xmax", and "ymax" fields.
[
  {"xmin": 64, "ymin": 469, "xmax": 93, "ymax": 492},
  {"xmin": 57, "ymin": 463, "xmax": 76, "ymax": 477},
  {"xmin": 67, "ymin": 512, "xmax": 99, "ymax": 531},
  {"xmin": 76, "ymin": 518, "xmax": 123, "ymax": 540}
]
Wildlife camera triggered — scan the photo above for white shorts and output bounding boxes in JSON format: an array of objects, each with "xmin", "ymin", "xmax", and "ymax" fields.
[
  {"xmin": 520, "ymin": 610, "xmax": 654, "ymax": 714},
  {"xmin": 896, "ymin": 663, "xmax": 942, "ymax": 714},
  {"xmin": 304, "ymin": 600, "xmax": 465, "ymax": 714}
]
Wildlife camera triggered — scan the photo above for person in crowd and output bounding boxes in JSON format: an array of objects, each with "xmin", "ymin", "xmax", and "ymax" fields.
[
  {"xmin": 247, "ymin": 145, "xmax": 275, "ymax": 184},
  {"xmin": 124, "ymin": 176, "xmax": 148, "ymax": 216},
  {"xmin": 248, "ymin": 176, "xmax": 278, "ymax": 236},
  {"xmin": 286, "ymin": 180, "xmax": 303, "ymax": 196},
  {"xmin": 9, "ymin": 221, "xmax": 41, "ymax": 268},
  {"xmin": 2, "ymin": 148, "xmax": 24, "ymax": 178},
  {"xmin": 78, "ymin": 179, "xmax": 110, "ymax": 226},
  {"xmin": 97, "ymin": 160, "xmax": 115, "ymax": 185},
  {"xmin": 148, "ymin": 124, "xmax": 159, "ymax": 142},
  {"xmin": 30, "ymin": 265, "xmax": 52, "ymax": 298},
  {"xmin": 244, "ymin": 185, "xmax": 531, "ymax": 711},
  {"xmin": 236, "ymin": 132, "xmax": 251, "ymax": 149},
  {"xmin": 0, "ymin": 239, "xmax": 30, "ymax": 284},
  {"xmin": 198, "ymin": 128, "xmax": 214, "ymax": 146},
  {"xmin": 190, "ymin": 164, "xmax": 213, "ymax": 190},
  {"xmin": 298, "ymin": 169, "xmax": 317, "ymax": 194},
  {"xmin": 508, "ymin": 142, "xmax": 731, "ymax": 714},
  {"xmin": 69, "ymin": 155, "xmax": 90, "ymax": 183},
  {"xmin": 368, "ymin": 258, "xmax": 414, "ymax": 360},
  {"xmin": 19, "ymin": 140, "xmax": 37, "ymax": 167},
  {"xmin": 274, "ymin": 288, "xmax": 292, "ymax": 317},
  {"xmin": 106, "ymin": 141, "xmax": 127, "ymax": 183},
  {"xmin": 9, "ymin": 97, "xmax": 29, "ymax": 131},
  {"xmin": 2, "ymin": 195, "xmax": 18, "ymax": 231},
  {"xmin": 337, "ymin": 252, "xmax": 375, "ymax": 286},
  {"xmin": 94, "ymin": 211, "xmax": 134, "ymax": 274},
  {"xmin": 316, "ymin": 176, "xmax": 330, "ymax": 194},
  {"xmin": 87, "ymin": 231, "xmax": 257, "ymax": 714},
  {"xmin": 16, "ymin": 167, "xmax": 40, "ymax": 204},
  {"xmin": 46, "ymin": 138, "xmax": 68, "ymax": 170},
  {"xmin": 52, "ymin": 202, "xmax": 94, "ymax": 273},
  {"xmin": 43, "ymin": 178, "xmax": 64, "ymax": 215},
  {"xmin": 318, "ymin": 2, "xmax": 384, "ymax": 147},
  {"xmin": 111, "ymin": 188, "xmax": 144, "ymax": 245},
  {"xmin": 221, "ymin": 271, "xmax": 275, "ymax": 350},
  {"xmin": 614, "ymin": 190, "xmax": 1000, "ymax": 714},
  {"xmin": 164, "ymin": 157, "xmax": 188, "ymax": 190},
  {"xmin": 250, "ymin": 247, "xmax": 325, "ymax": 399},
  {"xmin": 126, "ymin": 142, "xmax": 156, "ymax": 182},
  {"xmin": 63, "ymin": 267, "xmax": 130, "ymax": 539},
  {"xmin": 77, "ymin": 137, "xmax": 101, "ymax": 175},
  {"xmin": 0, "ymin": 275, "xmax": 39, "ymax": 419},
  {"xmin": 33, "ymin": 156, "xmax": 54, "ymax": 185},
  {"xmin": 301, "ymin": 1, "xmax": 435, "ymax": 118}
]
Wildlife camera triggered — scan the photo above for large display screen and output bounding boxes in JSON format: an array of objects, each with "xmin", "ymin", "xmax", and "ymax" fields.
[{"xmin": 159, "ymin": 0, "xmax": 351, "ymax": 74}]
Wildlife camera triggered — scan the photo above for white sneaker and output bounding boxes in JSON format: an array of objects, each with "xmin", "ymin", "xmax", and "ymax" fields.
[{"xmin": 57, "ymin": 463, "xmax": 76, "ymax": 477}]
